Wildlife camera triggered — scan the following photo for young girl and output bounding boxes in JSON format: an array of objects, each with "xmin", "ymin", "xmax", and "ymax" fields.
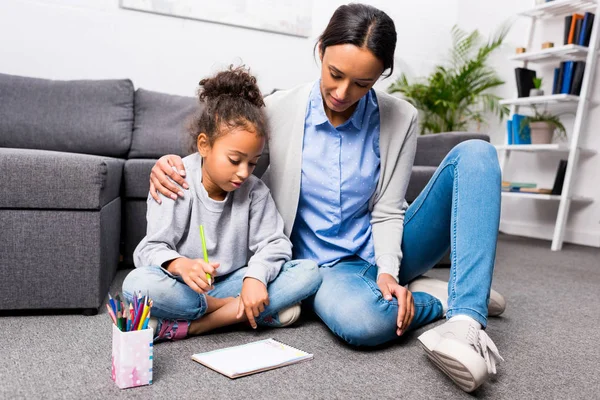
[{"xmin": 122, "ymin": 66, "xmax": 321, "ymax": 342}]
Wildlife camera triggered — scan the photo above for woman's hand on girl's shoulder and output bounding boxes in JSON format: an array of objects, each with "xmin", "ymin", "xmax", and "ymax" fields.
[{"xmin": 149, "ymin": 155, "xmax": 189, "ymax": 203}]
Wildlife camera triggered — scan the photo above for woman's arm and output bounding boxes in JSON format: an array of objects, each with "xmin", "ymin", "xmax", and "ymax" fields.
[{"xmin": 149, "ymin": 155, "xmax": 189, "ymax": 203}]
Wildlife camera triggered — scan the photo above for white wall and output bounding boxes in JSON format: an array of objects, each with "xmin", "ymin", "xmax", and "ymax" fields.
[
  {"xmin": 458, "ymin": 0, "xmax": 600, "ymax": 248},
  {"xmin": 0, "ymin": 0, "xmax": 457, "ymax": 96}
]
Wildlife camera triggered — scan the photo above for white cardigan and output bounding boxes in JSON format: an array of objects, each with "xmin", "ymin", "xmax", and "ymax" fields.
[{"xmin": 261, "ymin": 83, "xmax": 418, "ymax": 281}]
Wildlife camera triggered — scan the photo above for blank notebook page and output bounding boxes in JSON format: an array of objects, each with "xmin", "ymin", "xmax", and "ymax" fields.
[{"xmin": 192, "ymin": 338, "xmax": 312, "ymax": 377}]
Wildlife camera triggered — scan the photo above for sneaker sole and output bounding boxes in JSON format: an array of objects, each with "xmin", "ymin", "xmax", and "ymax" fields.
[{"xmin": 418, "ymin": 329, "xmax": 488, "ymax": 393}]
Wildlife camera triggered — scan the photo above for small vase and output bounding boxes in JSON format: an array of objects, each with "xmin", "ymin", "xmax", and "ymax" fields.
[
  {"xmin": 529, "ymin": 88, "xmax": 544, "ymax": 96},
  {"xmin": 529, "ymin": 122, "xmax": 554, "ymax": 144}
]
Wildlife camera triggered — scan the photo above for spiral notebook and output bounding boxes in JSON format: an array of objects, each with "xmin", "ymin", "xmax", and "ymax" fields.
[{"xmin": 191, "ymin": 338, "xmax": 313, "ymax": 378}]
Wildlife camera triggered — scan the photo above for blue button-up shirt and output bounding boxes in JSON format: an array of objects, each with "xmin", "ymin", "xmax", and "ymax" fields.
[{"xmin": 290, "ymin": 81, "xmax": 381, "ymax": 266}]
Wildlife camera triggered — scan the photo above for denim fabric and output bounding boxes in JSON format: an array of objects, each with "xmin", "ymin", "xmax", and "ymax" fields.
[
  {"xmin": 308, "ymin": 140, "xmax": 501, "ymax": 346},
  {"xmin": 122, "ymin": 259, "xmax": 321, "ymax": 324}
]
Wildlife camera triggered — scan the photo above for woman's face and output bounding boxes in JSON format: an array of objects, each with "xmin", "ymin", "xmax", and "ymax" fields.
[{"xmin": 319, "ymin": 44, "xmax": 385, "ymax": 115}]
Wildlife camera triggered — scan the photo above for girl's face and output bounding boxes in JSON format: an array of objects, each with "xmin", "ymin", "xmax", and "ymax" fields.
[
  {"xmin": 197, "ymin": 126, "xmax": 265, "ymax": 200},
  {"xmin": 319, "ymin": 44, "xmax": 384, "ymax": 118}
]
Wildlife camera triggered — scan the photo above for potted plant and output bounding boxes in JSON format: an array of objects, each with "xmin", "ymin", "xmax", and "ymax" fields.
[
  {"xmin": 520, "ymin": 106, "xmax": 568, "ymax": 144},
  {"xmin": 530, "ymin": 77, "xmax": 544, "ymax": 96},
  {"xmin": 387, "ymin": 24, "xmax": 510, "ymax": 134}
]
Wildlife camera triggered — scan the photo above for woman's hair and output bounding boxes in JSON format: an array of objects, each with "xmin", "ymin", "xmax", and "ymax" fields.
[
  {"xmin": 316, "ymin": 3, "xmax": 397, "ymax": 77},
  {"xmin": 189, "ymin": 65, "xmax": 267, "ymax": 151}
]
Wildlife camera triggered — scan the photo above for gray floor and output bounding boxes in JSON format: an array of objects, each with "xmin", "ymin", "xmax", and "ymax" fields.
[{"xmin": 1, "ymin": 234, "xmax": 599, "ymax": 399}]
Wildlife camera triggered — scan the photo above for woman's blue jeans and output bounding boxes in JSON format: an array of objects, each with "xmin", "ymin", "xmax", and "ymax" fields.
[
  {"xmin": 122, "ymin": 259, "xmax": 321, "ymax": 325},
  {"xmin": 309, "ymin": 140, "xmax": 502, "ymax": 346}
]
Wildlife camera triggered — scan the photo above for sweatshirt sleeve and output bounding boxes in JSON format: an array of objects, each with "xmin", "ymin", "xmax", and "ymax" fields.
[
  {"xmin": 133, "ymin": 192, "xmax": 192, "ymax": 269},
  {"xmin": 244, "ymin": 186, "xmax": 293, "ymax": 285},
  {"xmin": 371, "ymin": 108, "xmax": 418, "ymax": 282}
]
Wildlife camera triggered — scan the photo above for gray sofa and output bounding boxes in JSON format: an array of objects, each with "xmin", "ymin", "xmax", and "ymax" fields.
[{"xmin": 0, "ymin": 72, "xmax": 488, "ymax": 313}]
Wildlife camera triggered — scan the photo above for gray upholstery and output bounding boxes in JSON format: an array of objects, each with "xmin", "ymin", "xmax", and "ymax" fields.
[
  {"xmin": 0, "ymin": 148, "xmax": 123, "ymax": 210},
  {"xmin": 405, "ymin": 166, "xmax": 437, "ymax": 203},
  {"xmin": 0, "ymin": 73, "xmax": 134, "ymax": 158},
  {"xmin": 413, "ymin": 132, "xmax": 489, "ymax": 166},
  {"xmin": 0, "ymin": 198, "xmax": 121, "ymax": 310},
  {"xmin": 123, "ymin": 200, "xmax": 148, "ymax": 266},
  {"xmin": 128, "ymin": 89, "xmax": 198, "ymax": 159},
  {"xmin": 123, "ymin": 159, "xmax": 156, "ymax": 198}
]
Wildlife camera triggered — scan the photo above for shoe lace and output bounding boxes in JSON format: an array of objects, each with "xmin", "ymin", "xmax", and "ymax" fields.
[{"xmin": 467, "ymin": 324, "xmax": 504, "ymax": 374}]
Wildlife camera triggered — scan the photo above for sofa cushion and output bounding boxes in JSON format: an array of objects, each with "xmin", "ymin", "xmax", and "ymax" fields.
[
  {"xmin": 414, "ymin": 132, "xmax": 489, "ymax": 166},
  {"xmin": 128, "ymin": 89, "xmax": 198, "ymax": 159},
  {"xmin": 406, "ymin": 166, "xmax": 436, "ymax": 203},
  {"xmin": 124, "ymin": 159, "xmax": 155, "ymax": 199},
  {"xmin": 0, "ymin": 148, "xmax": 124, "ymax": 210},
  {"xmin": 0, "ymin": 73, "xmax": 134, "ymax": 158}
]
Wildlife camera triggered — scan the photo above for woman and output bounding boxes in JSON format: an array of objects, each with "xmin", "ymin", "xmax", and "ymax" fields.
[{"xmin": 149, "ymin": 4, "xmax": 504, "ymax": 393}]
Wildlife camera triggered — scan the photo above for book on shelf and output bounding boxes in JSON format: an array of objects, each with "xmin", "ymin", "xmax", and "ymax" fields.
[
  {"xmin": 578, "ymin": 12, "xmax": 595, "ymax": 47},
  {"xmin": 564, "ymin": 15, "xmax": 573, "ymax": 45},
  {"xmin": 570, "ymin": 62, "xmax": 586, "ymax": 95},
  {"xmin": 552, "ymin": 62, "xmax": 567, "ymax": 95},
  {"xmin": 566, "ymin": 14, "xmax": 584, "ymax": 44},
  {"xmin": 561, "ymin": 61, "xmax": 575, "ymax": 94},
  {"xmin": 507, "ymin": 114, "xmax": 531, "ymax": 145},
  {"xmin": 502, "ymin": 181, "xmax": 537, "ymax": 190},
  {"xmin": 515, "ymin": 68, "xmax": 537, "ymax": 98},
  {"xmin": 551, "ymin": 159, "xmax": 568, "ymax": 195}
]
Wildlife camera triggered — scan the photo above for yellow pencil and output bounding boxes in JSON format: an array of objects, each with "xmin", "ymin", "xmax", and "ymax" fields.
[
  {"xmin": 137, "ymin": 299, "xmax": 150, "ymax": 331},
  {"xmin": 199, "ymin": 225, "xmax": 212, "ymax": 286}
]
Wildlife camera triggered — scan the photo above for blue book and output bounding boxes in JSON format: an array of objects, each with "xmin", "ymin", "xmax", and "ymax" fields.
[
  {"xmin": 506, "ymin": 119, "xmax": 513, "ymax": 144},
  {"xmin": 512, "ymin": 114, "xmax": 531, "ymax": 145},
  {"xmin": 561, "ymin": 61, "xmax": 574, "ymax": 94},
  {"xmin": 552, "ymin": 67, "xmax": 561, "ymax": 94},
  {"xmin": 578, "ymin": 12, "xmax": 595, "ymax": 46}
]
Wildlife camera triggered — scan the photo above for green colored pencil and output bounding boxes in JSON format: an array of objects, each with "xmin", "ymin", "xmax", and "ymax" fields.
[{"xmin": 199, "ymin": 225, "xmax": 212, "ymax": 286}]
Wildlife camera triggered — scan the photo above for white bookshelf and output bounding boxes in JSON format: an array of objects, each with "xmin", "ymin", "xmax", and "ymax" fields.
[
  {"xmin": 519, "ymin": 0, "xmax": 597, "ymax": 18},
  {"xmin": 509, "ymin": 44, "xmax": 589, "ymax": 63},
  {"xmin": 501, "ymin": 0, "xmax": 599, "ymax": 251},
  {"xmin": 495, "ymin": 143, "xmax": 596, "ymax": 155},
  {"xmin": 501, "ymin": 192, "xmax": 593, "ymax": 202}
]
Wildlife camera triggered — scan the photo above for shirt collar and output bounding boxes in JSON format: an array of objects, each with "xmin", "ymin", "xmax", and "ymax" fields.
[{"xmin": 309, "ymin": 80, "xmax": 370, "ymax": 130}]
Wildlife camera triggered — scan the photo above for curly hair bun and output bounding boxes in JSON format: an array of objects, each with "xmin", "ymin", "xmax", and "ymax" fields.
[{"xmin": 198, "ymin": 65, "xmax": 264, "ymax": 107}]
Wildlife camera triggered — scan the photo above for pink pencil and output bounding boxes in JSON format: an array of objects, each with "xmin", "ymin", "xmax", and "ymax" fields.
[{"xmin": 106, "ymin": 304, "xmax": 117, "ymax": 324}]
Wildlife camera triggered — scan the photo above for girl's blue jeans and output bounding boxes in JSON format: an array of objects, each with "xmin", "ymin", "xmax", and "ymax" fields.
[
  {"xmin": 308, "ymin": 140, "xmax": 502, "ymax": 346},
  {"xmin": 122, "ymin": 259, "xmax": 321, "ymax": 325}
]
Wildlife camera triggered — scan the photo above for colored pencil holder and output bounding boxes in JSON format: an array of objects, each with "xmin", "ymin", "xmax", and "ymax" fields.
[{"xmin": 111, "ymin": 324, "xmax": 153, "ymax": 389}]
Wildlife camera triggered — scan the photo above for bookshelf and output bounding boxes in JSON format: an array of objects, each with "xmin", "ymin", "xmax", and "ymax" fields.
[{"xmin": 499, "ymin": 0, "xmax": 599, "ymax": 251}]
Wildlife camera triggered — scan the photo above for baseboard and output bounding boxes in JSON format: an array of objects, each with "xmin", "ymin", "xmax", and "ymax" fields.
[{"xmin": 499, "ymin": 220, "xmax": 600, "ymax": 248}]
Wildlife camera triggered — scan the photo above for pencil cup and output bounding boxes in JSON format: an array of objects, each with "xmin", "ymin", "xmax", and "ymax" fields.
[{"xmin": 111, "ymin": 324, "xmax": 153, "ymax": 389}]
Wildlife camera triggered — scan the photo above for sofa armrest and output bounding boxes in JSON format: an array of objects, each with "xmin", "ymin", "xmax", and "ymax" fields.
[{"xmin": 414, "ymin": 132, "xmax": 490, "ymax": 167}]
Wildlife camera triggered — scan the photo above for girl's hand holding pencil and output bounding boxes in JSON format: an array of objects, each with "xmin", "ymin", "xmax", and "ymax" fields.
[{"xmin": 165, "ymin": 257, "xmax": 219, "ymax": 294}]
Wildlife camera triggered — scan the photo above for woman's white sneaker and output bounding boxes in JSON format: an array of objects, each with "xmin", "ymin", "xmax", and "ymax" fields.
[
  {"xmin": 408, "ymin": 276, "xmax": 506, "ymax": 317},
  {"xmin": 417, "ymin": 319, "xmax": 504, "ymax": 393}
]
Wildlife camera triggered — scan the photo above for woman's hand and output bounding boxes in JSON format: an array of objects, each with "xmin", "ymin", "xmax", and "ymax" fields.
[
  {"xmin": 236, "ymin": 278, "xmax": 269, "ymax": 329},
  {"xmin": 149, "ymin": 155, "xmax": 189, "ymax": 203},
  {"xmin": 166, "ymin": 257, "xmax": 219, "ymax": 294},
  {"xmin": 377, "ymin": 273, "xmax": 414, "ymax": 336}
]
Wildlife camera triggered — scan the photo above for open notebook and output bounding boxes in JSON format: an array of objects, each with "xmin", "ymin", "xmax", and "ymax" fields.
[{"xmin": 191, "ymin": 338, "xmax": 313, "ymax": 378}]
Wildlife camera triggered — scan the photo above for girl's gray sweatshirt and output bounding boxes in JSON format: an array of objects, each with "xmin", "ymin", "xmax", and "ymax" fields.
[{"xmin": 133, "ymin": 153, "xmax": 292, "ymax": 285}]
